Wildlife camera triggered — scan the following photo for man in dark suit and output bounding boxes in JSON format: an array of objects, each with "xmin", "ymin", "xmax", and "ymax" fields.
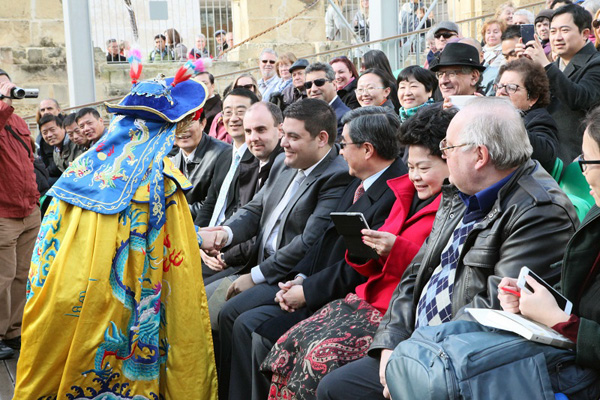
[
  {"xmin": 201, "ymin": 98, "xmax": 353, "ymax": 399},
  {"xmin": 194, "ymin": 88, "xmax": 260, "ymax": 279},
  {"xmin": 201, "ymin": 101, "xmax": 284, "ymax": 282},
  {"xmin": 230, "ymin": 107, "xmax": 408, "ymax": 400},
  {"xmin": 520, "ymin": 4, "xmax": 600, "ymax": 163},
  {"xmin": 170, "ymin": 111, "xmax": 230, "ymax": 220},
  {"xmin": 305, "ymin": 62, "xmax": 351, "ymax": 139}
]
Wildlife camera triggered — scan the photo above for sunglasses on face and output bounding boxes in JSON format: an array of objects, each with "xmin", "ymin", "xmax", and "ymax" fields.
[
  {"xmin": 261, "ymin": 59, "xmax": 276, "ymax": 64},
  {"xmin": 593, "ymin": 19, "xmax": 600, "ymax": 29},
  {"xmin": 304, "ymin": 78, "xmax": 331, "ymax": 89},
  {"xmin": 235, "ymin": 83, "xmax": 256, "ymax": 90},
  {"xmin": 434, "ymin": 31, "xmax": 456, "ymax": 39}
]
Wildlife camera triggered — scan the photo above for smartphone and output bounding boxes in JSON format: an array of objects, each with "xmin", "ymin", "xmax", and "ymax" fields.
[
  {"xmin": 520, "ymin": 24, "xmax": 535, "ymax": 45},
  {"xmin": 517, "ymin": 266, "xmax": 573, "ymax": 314},
  {"xmin": 330, "ymin": 212, "xmax": 378, "ymax": 259}
]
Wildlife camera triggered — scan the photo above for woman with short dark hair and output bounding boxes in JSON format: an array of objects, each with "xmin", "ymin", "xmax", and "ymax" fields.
[
  {"xmin": 495, "ymin": 58, "xmax": 558, "ymax": 172},
  {"xmin": 396, "ymin": 65, "xmax": 437, "ymax": 122}
]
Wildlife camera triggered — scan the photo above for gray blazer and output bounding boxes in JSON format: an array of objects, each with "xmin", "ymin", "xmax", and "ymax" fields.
[
  {"xmin": 170, "ymin": 133, "xmax": 230, "ymax": 219},
  {"xmin": 224, "ymin": 146, "xmax": 353, "ymax": 284}
]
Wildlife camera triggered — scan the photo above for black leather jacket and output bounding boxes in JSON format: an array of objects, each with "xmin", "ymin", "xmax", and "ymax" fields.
[{"xmin": 370, "ymin": 160, "xmax": 579, "ymax": 355}]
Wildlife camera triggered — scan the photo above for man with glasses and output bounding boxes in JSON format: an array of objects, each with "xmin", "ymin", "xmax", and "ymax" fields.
[
  {"xmin": 318, "ymin": 97, "xmax": 578, "ymax": 400},
  {"xmin": 430, "ymin": 42, "xmax": 486, "ymax": 102},
  {"xmin": 518, "ymin": 4, "xmax": 600, "ymax": 163},
  {"xmin": 501, "ymin": 25, "xmax": 522, "ymax": 63},
  {"xmin": 257, "ymin": 48, "xmax": 282, "ymax": 102},
  {"xmin": 305, "ymin": 61, "xmax": 350, "ymax": 138},
  {"xmin": 106, "ymin": 38, "xmax": 126, "ymax": 63}
]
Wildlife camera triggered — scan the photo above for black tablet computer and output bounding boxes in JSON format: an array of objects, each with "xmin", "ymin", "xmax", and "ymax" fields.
[{"xmin": 330, "ymin": 212, "xmax": 379, "ymax": 259}]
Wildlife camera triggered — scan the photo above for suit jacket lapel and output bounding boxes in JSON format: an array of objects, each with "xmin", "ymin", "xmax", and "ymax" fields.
[{"xmin": 225, "ymin": 148, "xmax": 252, "ymax": 210}]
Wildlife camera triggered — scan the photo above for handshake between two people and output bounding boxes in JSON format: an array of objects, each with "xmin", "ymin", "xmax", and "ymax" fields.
[{"xmin": 198, "ymin": 226, "xmax": 230, "ymax": 255}]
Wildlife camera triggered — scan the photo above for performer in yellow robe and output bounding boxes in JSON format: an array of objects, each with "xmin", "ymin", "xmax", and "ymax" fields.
[{"xmin": 14, "ymin": 68, "xmax": 220, "ymax": 399}]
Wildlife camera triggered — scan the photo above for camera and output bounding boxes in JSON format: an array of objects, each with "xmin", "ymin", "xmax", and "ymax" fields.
[{"xmin": 10, "ymin": 87, "xmax": 39, "ymax": 99}]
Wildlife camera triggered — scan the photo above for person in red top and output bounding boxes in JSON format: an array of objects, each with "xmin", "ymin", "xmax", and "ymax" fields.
[
  {"xmin": 260, "ymin": 104, "xmax": 457, "ymax": 400},
  {"xmin": 0, "ymin": 69, "xmax": 41, "ymax": 360}
]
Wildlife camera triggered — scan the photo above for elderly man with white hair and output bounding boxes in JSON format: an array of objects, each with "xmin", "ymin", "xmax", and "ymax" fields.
[
  {"xmin": 317, "ymin": 97, "xmax": 579, "ymax": 400},
  {"xmin": 513, "ymin": 9, "xmax": 535, "ymax": 24}
]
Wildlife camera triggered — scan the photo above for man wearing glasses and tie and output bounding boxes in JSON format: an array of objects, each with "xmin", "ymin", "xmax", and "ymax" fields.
[{"xmin": 257, "ymin": 48, "xmax": 282, "ymax": 102}]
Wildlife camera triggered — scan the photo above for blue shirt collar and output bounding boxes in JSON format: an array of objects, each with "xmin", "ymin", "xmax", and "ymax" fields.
[{"xmin": 459, "ymin": 170, "xmax": 516, "ymax": 223}]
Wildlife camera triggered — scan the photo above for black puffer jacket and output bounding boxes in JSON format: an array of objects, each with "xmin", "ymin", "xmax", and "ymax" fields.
[{"xmin": 369, "ymin": 159, "xmax": 579, "ymax": 355}]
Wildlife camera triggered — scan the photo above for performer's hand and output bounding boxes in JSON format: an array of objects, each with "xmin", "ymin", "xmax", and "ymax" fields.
[
  {"xmin": 199, "ymin": 226, "xmax": 228, "ymax": 252},
  {"xmin": 200, "ymin": 250, "xmax": 227, "ymax": 271},
  {"xmin": 226, "ymin": 273, "xmax": 255, "ymax": 300},
  {"xmin": 361, "ymin": 229, "xmax": 396, "ymax": 257},
  {"xmin": 379, "ymin": 349, "xmax": 394, "ymax": 399}
]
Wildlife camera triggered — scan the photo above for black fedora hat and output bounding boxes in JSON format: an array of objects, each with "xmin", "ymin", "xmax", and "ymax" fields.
[{"xmin": 430, "ymin": 42, "xmax": 486, "ymax": 72}]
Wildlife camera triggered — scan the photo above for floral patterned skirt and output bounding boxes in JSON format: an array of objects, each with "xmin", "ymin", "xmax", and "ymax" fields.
[{"xmin": 260, "ymin": 293, "xmax": 382, "ymax": 400}]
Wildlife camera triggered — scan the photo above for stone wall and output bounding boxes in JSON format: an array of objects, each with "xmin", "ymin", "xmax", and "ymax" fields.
[{"xmin": 0, "ymin": 0, "xmax": 67, "ymax": 119}]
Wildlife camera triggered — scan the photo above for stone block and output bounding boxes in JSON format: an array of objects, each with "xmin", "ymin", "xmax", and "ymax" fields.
[
  {"xmin": 35, "ymin": 0, "xmax": 64, "ymax": 20},
  {"xmin": 0, "ymin": 21, "xmax": 31, "ymax": 47},
  {"xmin": 12, "ymin": 49, "xmax": 27, "ymax": 64},
  {"xmin": 28, "ymin": 48, "xmax": 44, "ymax": 64},
  {"xmin": 0, "ymin": 2, "xmax": 30, "ymax": 19},
  {"xmin": 0, "ymin": 48, "xmax": 13, "ymax": 65},
  {"xmin": 32, "ymin": 21, "xmax": 65, "ymax": 47}
]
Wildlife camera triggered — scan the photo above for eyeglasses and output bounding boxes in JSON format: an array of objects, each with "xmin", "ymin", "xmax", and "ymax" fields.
[
  {"xmin": 261, "ymin": 59, "xmax": 276, "ymax": 64},
  {"xmin": 339, "ymin": 141, "xmax": 364, "ymax": 149},
  {"xmin": 304, "ymin": 78, "xmax": 332, "ymax": 89},
  {"xmin": 494, "ymin": 83, "xmax": 523, "ymax": 94},
  {"xmin": 593, "ymin": 19, "xmax": 600, "ymax": 29},
  {"xmin": 434, "ymin": 31, "xmax": 457, "ymax": 39},
  {"xmin": 235, "ymin": 83, "xmax": 256, "ymax": 91},
  {"xmin": 439, "ymin": 138, "xmax": 473, "ymax": 155},
  {"xmin": 356, "ymin": 86, "xmax": 386, "ymax": 95},
  {"xmin": 578, "ymin": 154, "xmax": 600, "ymax": 172},
  {"xmin": 435, "ymin": 70, "xmax": 464, "ymax": 79},
  {"xmin": 222, "ymin": 108, "xmax": 247, "ymax": 118}
]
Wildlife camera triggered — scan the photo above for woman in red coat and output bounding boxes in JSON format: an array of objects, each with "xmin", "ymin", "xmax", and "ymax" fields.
[{"xmin": 261, "ymin": 104, "xmax": 457, "ymax": 400}]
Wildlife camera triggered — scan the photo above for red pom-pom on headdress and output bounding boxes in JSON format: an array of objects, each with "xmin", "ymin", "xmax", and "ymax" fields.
[
  {"xmin": 171, "ymin": 58, "xmax": 212, "ymax": 87},
  {"xmin": 127, "ymin": 48, "xmax": 143, "ymax": 85}
]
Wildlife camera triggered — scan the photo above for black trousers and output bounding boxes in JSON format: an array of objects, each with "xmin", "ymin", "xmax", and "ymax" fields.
[{"xmin": 217, "ymin": 282, "xmax": 280, "ymax": 400}]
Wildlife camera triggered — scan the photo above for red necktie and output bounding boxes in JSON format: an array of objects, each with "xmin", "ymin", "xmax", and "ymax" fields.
[{"xmin": 353, "ymin": 182, "xmax": 365, "ymax": 204}]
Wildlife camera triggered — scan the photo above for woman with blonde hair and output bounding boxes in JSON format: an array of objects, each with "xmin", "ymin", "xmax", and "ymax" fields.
[
  {"xmin": 494, "ymin": 1, "xmax": 515, "ymax": 24},
  {"xmin": 273, "ymin": 52, "xmax": 297, "ymax": 94}
]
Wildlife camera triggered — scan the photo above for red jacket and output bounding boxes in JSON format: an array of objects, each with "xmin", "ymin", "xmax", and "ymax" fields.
[
  {"xmin": 347, "ymin": 174, "xmax": 440, "ymax": 314},
  {"xmin": 0, "ymin": 101, "xmax": 39, "ymax": 218}
]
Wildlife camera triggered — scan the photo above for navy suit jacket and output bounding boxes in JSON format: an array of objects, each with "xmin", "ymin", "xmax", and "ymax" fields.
[{"xmin": 331, "ymin": 96, "xmax": 351, "ymax": 139}]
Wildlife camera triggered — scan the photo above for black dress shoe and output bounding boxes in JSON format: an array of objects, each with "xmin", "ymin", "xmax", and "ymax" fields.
[
  {"xmin": 0, "ymin": 341, "xmax": 15, "ymax": 360},
  {"xmin": 3, "ymin": 336, "xmax": 20, "ymax": 350}
]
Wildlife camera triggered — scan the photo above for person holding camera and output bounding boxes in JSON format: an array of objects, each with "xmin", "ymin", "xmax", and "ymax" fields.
[{"xmin": 0, "ymin": 69, "xmax": 41, "ymax": 360}]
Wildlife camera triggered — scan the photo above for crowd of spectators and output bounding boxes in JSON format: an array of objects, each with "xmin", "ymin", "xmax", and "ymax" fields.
[{"xmin": 4, "ymin": 1, "xmax": 600, "ymax": 399}]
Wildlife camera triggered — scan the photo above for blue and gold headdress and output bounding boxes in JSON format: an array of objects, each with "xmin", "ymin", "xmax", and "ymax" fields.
[{"xmin": 49, "ymin": 58, "xmax": 210, "ymax": 229}]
